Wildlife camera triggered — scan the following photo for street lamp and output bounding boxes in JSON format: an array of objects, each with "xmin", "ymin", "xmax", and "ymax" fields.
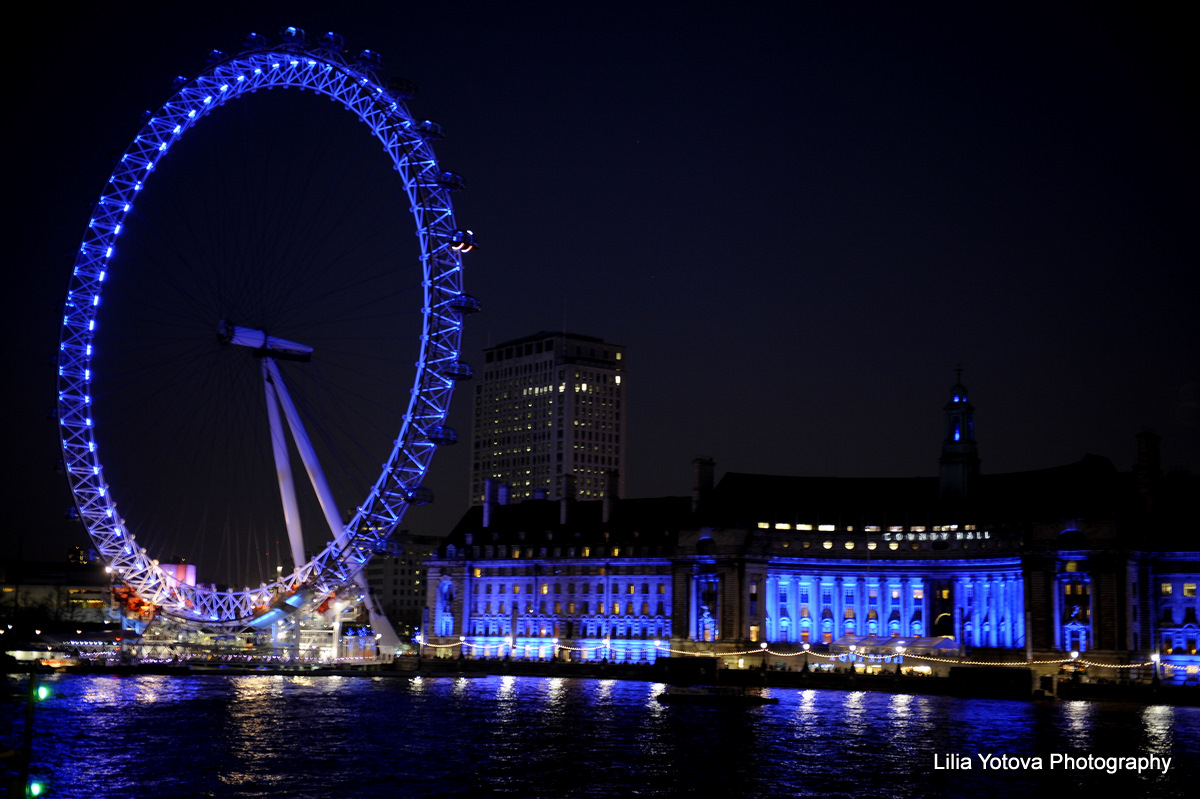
[
  {"xmin": 1151, "ymin": 652, "xmax": 1161, "ymax": 685},
  {"xmin": 894, "ymin": 645, "xmax": 904, "ymax": 675},
  {"xmin": 802, "ymin": 642, "xmax": 810, "ymax": 672}
]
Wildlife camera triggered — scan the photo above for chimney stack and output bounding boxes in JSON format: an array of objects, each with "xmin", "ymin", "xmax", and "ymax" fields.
[
  {"xmin": 602, "ymin": 470, "xmax": 620, "ymax": 524},
  {"xmin": 692, "ymin": 457, "xmax": 714, "ymax": 512},
  {"xmin": 483, "ymin": 478, "xmax": 496, "ymax": 528},
  {"xmin": 561, "ymin": 474, "xmax": 576, "ymax": 525}
]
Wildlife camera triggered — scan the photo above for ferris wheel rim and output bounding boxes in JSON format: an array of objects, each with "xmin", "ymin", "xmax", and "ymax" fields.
[{"xmin": 56, "ymin": 33, "xmax": 474, "ymax": 628}]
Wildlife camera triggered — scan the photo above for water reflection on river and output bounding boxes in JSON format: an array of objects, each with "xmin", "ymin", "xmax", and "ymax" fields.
[{"xmin": 4, "ymin": 673, "xmax": 1198, "ymax": 798}]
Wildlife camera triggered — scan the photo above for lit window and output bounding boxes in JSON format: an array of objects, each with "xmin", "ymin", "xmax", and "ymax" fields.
[
  {"xmin": 540, "ymin": 584, "xmax": 548, "ymax": 594},
  {"xmin": 822, "ymin": 541, "xmax": 833, "ymax": 550},
  {"xmin": 819, "ymin": 524, "xmax": 835, "ymax": 532},
  {"xmin": 1185, "ymin": 583, "xmax": 1197, "ymax": 598},
  {"xmin": 775, "ymin": 523, "xmax": 791, "ymax": 530},
  {"xmin": 913, "ymin": 589, "xmax": 924, "ymax": 599},
  {"xmin": 844, "ymin": 541, "xmax": 854, "ymax": 550},
  {"xmin": 1162, "ymin": 583, "xmax": 1173, "ymax": 597},
  {"xmin": 888, "ymin": 542, "xmax": 899, "ymax": 551},
  {"xmin": 758, "ymin": 522, "xmax": 770, "ymax": 529}
]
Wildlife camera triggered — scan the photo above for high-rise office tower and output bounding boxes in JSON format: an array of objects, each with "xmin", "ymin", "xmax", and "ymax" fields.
[{"xmin": 471, "ymin": 332, "xmax": 626, "ymax": 504}]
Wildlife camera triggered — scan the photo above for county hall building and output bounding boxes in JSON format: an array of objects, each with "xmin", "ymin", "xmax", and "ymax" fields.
[{"xmin": 424, "ymin": 379, "xmax": 1200, "ymax": 683}]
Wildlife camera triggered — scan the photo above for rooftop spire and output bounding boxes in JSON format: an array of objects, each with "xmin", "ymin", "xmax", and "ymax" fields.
[{"xmin": 939, "ymin": 368, "xmax": 979, "ymax": 506}]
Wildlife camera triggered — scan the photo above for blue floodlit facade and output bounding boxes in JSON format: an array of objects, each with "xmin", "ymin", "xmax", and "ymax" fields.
[{"xmin": 424, "ymin": 381, "xmax": 1200, "ymax": 682}]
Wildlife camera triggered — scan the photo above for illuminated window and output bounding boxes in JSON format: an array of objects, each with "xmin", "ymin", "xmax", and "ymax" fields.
[
  {"xmin": 818, "ymin": 524, "xmax": 835, "ymax": 532},
  {"xmin": 1185, "ymin": 583, "xmax": 1197, "ymax": 598},
  {"xmin": 889, "ymin": 542, "xmax": 899, "ymax": 551},
  {"xmin": 513, "ymin": 585, "xmax": 522, "ymax": 594},
  {"xmin": 554, "ymin": 601, "xmax": 562, "ymax": 614},
  {"xmin": 844, "ymin": 541, "xmax": 854, "ymax": 550},
  {"xmin": 775, "ymin": 523, "xmax": 791, "ymax": 530},
  {"xmin": 913, "ymin": 589, "xmax": 924, "ymax": 600},
  {"xmin": 582, "ymin": 546, "xmax": 590, "ymax": 557},
  {"xmin": 612, "ymin": 602, "xmax": 620, "ymax": 615},
  {"xmin": 540, "ymin": 584, "xmax": 549, "ymax": 594},
  {"xmin": 1065, "ymin": 561, "xmax": 1077, "ymax": 572},
  {"xmin": 1162, "ymin": 583, "xmax": 1173, "ymax": 596},
  {"xmin": 822, "ymin": 541, "xmax": 833, "ymax": 550},
  {"xmin": 472, "ymin": 568, "xmax": 481, "ymax": 578},
  {"xmin": 628, "ymin": 584, "xmax": 636, "ymax": 594},
  {"xmin": 940, "ymin": 589, "xmax": 950, "ymax": 600},
  {"xmin": 758, "ymin": 522, "xmax": 770, "ymax": 529}
]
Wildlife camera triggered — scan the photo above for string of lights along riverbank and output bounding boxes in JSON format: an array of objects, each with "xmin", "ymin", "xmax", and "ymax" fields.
[{"xmin": 934, "ymin": 753, "xmax": 1173, "ymax": 774}]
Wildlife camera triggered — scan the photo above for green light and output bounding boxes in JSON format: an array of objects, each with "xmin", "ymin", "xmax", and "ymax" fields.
[
  {"xmin": 36, "ymin": 685, "xmax": 51, "ymax": 701},
  {"xmin": 28, "ymin": 780, "xmax": 46, "ymax": 797}
]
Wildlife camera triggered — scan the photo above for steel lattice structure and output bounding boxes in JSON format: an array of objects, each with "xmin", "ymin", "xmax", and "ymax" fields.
[{"xmin": 56, "ymin": 29, "xmax": 479, "ymax": 628}]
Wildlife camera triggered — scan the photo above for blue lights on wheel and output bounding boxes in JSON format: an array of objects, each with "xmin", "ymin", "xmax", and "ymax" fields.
[{"xmin": 57, "ymin": 28, "xmax": 476, "ymax": 628}]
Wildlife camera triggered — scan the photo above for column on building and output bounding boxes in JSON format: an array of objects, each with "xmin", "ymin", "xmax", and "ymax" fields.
[
  {"xmin": 765, "ymin": 574, "xmax": 778, "ymax": 642},
  {"xmin": 834, "ymin": 576, "xmax": 845, "ymax": 638},
  {"xmin": 855, "ymin": 577, "xmax": 867, "ymax": 637},
  {"xmin": 953, "ymin": 576, "xmax": 966, "ymax": 645},
  {"xmin": 1014, "ymin": 574, "xmax": 1026, "ymax": 648},
  {"xmin": 976, "ymin": 576, "xmax": 987, "ymax": 644}
]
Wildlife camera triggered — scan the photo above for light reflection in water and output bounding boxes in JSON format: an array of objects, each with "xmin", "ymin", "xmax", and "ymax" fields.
[
  {"xmin": 1143, "ymin": 704, "xmax": 1174, "ymax": 754},
  {"xmin": 1062, "ymin": 699, "xmax": 1094, "ymax": 748},
  {"xmin": 5, "ymin": 675, "xmax": 1199, "ymax": 799}
]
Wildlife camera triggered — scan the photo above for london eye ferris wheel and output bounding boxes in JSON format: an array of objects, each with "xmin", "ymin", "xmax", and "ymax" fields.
[{"xmin": 56, "ymin": 27, "xmax": 479, "ymax": 630}]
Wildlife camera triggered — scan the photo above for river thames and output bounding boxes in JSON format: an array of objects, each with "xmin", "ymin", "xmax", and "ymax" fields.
[{"xmin": 5, "ymin": 673, "xmax": 1198, "ymax": 798}]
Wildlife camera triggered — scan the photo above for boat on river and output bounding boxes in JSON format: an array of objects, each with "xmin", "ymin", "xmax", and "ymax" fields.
[{"xmin": 656, "ymin": 685, "xmax": 779, "ymax": 704}]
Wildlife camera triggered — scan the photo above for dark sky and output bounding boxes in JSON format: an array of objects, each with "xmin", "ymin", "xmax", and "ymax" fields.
[{"xmin": 9, "ymin": 2, "xmax": 1197, "ymax": 579}]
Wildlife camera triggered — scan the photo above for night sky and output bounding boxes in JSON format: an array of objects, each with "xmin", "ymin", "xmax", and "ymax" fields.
[{"xmin": 9, "ymin": 3, "xmax": 1196, "ymax": 580}]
